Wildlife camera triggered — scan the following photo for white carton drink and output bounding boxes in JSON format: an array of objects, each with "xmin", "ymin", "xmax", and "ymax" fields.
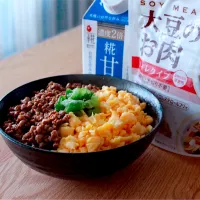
[{"xmin": 82, "ymin": 0, "xmax": 129, "ymax": 79}]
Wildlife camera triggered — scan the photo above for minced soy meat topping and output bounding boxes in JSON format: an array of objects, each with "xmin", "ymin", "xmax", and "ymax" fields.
[{"xmin": 2, "ymin": 82, "xmax": 99, "ymax": 150}]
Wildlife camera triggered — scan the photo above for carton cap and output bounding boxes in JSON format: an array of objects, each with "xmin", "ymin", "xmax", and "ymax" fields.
[{"xmin": 101, "ymin": 0, "xmax": 128, "ymax": 15}]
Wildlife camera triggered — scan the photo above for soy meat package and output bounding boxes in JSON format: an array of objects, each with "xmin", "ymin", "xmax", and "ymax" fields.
[{"xmin": 129, "ymin": 0, "xmax": 200, "ymax": 156}]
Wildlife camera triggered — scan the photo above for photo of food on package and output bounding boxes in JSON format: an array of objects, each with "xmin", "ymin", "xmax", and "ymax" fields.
[{"xmin": 183, "ymin": 121, "xmax": 200, "ymax": 155}]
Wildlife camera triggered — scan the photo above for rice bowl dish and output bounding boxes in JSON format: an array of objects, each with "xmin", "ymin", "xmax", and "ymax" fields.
[{"xmin": 2, "ymin": 81, "xmax": 154, "ymax": 153}]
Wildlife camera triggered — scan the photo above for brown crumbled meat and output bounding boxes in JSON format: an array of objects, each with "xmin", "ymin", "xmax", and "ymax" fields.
[
  {"xmin": 66, "ymin": 83, "xmax": 100, "ymax": 92},
  {"xmin": 3, "ymin": 82, "xmax": 68, "ymax": 150},
  {"xmin": 2, "ymin": 81, "xmax": 100, "ymax": 150}
]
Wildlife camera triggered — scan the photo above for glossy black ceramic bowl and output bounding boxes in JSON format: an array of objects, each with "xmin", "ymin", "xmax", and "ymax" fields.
[{"xmin": 0, "ymin": 74, "xmax": 163, "ymax": 179}]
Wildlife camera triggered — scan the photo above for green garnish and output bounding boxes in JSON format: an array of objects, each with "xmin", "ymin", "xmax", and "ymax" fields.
[
  {"xmin": 84, "ymin": 95, "xmax": 100, "ymax": 109},
  {"xmin": 55, "ymin": 87, "xmax": 101, "ymax": 116},
  {"xmin": 55, "ymin": 96, "xmax": 66, "ymax": 111},
  {"xmin": 70, "ymin": 88, "xmax": 94, "ymax": 100},
  {"xmin": 66, "ymin": 89, "xmax": 73, "ymax": 98},
  {"xmin": 62, "ymin": 99, "xmax": 84, "ymax": 113}
]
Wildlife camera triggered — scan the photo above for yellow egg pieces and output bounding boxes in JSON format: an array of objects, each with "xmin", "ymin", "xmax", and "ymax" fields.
[{"xmin": 57, "ymin": 86, "xmax": 153, "ymax": 153}]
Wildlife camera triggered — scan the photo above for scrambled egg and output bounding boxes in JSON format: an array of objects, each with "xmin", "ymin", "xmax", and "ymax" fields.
[{"xmin": 57, "ymin": 86, "xmax": 153, "ymax": 153}]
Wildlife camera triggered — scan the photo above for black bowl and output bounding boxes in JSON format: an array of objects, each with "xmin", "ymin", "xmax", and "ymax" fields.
[{"xmin": 0, "ymin": 74, "xmax": 163, "ymax": 179}]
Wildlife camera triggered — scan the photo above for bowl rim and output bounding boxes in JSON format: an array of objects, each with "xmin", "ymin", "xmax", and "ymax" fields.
[{"xmin": 0, "ymin": 74, "xmax": 163, "ymax": 155}]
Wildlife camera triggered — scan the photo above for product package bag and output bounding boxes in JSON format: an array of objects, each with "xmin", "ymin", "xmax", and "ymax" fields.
[{"xmin": 129, "ymin": 0, "xmax": 200, "ymax": 156}]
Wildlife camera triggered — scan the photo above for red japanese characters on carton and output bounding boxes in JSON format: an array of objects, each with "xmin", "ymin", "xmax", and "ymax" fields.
[{"xmin": 129, "ymin": 0, "xmax": 200, "ymax": 156}]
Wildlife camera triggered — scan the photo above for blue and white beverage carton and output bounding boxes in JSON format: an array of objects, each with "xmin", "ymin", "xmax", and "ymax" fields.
[{"xmin": 82, "ymin": 0, "xmax": 129, "ymax": 79}]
